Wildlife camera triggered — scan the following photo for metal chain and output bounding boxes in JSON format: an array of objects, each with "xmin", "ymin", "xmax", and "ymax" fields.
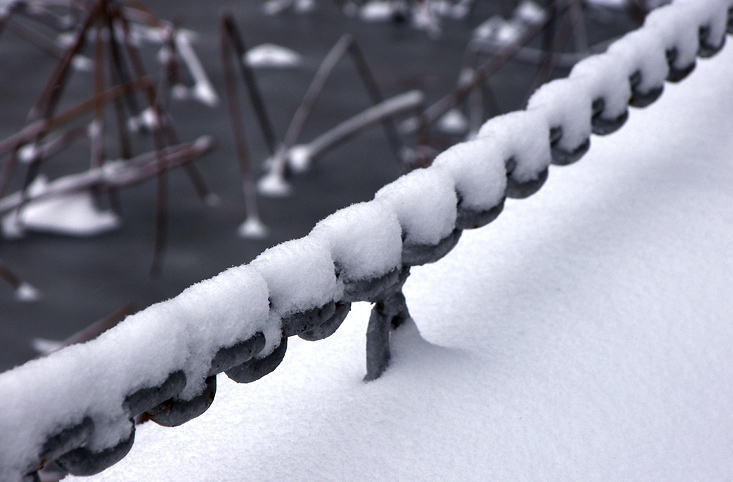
[{"xmin": 3, "ymin": 2, "xmax": 732, "ymax": 480}]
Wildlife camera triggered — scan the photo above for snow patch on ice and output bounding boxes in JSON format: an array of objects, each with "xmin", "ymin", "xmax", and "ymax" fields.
[
  {"xmin": 287, "ymin": 145, "xmax": 313, "ymax": 173},
  {"xmin": 1, "ymin": 176, "xmax": 120, "ymax": 237},
  {"xmin": 244, "ymin": 44, "xmax": 302, "ymax": 68},
  {"xmin": 31, "ymin": 338, "xmax": 62, "ymax": 355},
  {"xmin": 359, "ymin": 1, "xmax": 394, "ymax": 22},
  {"xmin": 437, "ymin": 108, "xmax": 469, "ymax": 135},
  {"xmin": 257, "ymin": 171, "xmax": 292, "ymax": 197},
  {"xmin": 474, "ymin": 16, "xmax": 523, "ymax": 44},
  {"xmin": 238, "ymin": 217, "xmax": 269, "ymax": 239},
  {"xmin": 15, "ymin": 283, "xmax": 41, "ymax": 303}
]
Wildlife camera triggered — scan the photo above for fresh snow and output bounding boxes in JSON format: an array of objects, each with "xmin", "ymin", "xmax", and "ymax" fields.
[
  {"xmin": 606, "ymin": 29, "xmax": 669, "ymax": 92},
  {"xmin": 477, "ymin": 111, "xmax": 551, "ymax": 182},
  {"xmin": 432, "ymin": 137, "xmax": 507, "ymax": 211},
  {"xmin": 569, "ymin": 53, "xmax": 632, "ymax": 118},
  {"xmin": 68, "ymin": 32, "xmax": 733, "ymax": 482},
  {"xmin": 309, "ymin": 201, "xmax": 402, "ymax": 282},
  {"xmin": 527, "ymin": 78, "xmax": 593, "ymax": 151},
  {"xmin": 374, "ymin": 167, "xmax": 457, "ymax": 246}
]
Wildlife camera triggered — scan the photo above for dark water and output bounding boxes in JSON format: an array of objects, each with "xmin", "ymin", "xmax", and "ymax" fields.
[{"xmin": 0, "ymin": 0, "xmax": 635, "ymax": 372}]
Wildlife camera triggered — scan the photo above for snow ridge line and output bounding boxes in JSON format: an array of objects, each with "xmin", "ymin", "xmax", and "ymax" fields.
[{"xmin": 1, "ymin": 0, "xmax": 732, "ymax": 480}]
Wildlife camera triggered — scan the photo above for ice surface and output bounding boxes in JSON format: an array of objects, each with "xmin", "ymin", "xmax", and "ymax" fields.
[
  {"xmin": 431, "ymin": 137, "xmax": 507, "ymax": 210},
  {"xmin": 527, "ymin": 78, "xmax": 593, "ymax": 150},
  {"xmin": 67, "ymin": 38, "xmax": 733, "ymax": 482},
  {"xmin": 244, "ymin": 44, "xmax": 302, "ymax": 68},
  {"xmin": 607, "ymin": 29, "xmax": 669, "ymax": 92},
  {"xmin": 477, "ymin": 111, "xmax": 551, "ymax": 182},
  {"xmin": 374, "ymin": 167, "xmax": 457, "ymax": 246},
  {"xmin": 309, "ymin": 201, "xmax": 402, "ymax": 282},
  {"xmin": 570, "ymin": 53, "xmax": 631, "ymax": 118},
  {"xmin": 250, "ymin": 237, "xmax": 339, "ymax": 317}
]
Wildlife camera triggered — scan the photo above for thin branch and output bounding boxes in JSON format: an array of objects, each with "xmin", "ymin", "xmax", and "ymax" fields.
[
  {"xmin": 0, "ymin": 137, "xmax": 215, "ymax": 215},
  {"xmin": 220, "ymin": 10, "xmax": 264, "ymax": 229},
  {"xmin": 296, "ymin": 90, "xmax": 424, "ymax": 165},
  {"xmin": 221, "ymin": 13, "xmax": 278, "ymax": 155}
]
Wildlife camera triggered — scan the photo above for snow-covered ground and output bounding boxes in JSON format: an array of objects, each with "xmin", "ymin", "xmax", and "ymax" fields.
[{"xmin": 72, "ymin": 38, "xmax": 733, "ymax": 482}]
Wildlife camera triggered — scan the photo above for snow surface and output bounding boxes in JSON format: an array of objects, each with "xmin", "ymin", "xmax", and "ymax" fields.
[{"xmin": 70, "ymin": 34, "xmax": 733, "ymax": 482}]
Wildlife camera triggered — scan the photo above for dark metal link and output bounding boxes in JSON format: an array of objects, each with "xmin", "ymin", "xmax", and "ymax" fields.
[
  {"xmin": 341, "ymin": 268, "xmax": 400, "ymax": 303},
  {"xmin": 664, "ymin": 48, "xmax": 696, "ymax": 82},
  {"xmin": 591, "ymin": 98, "xmax": 628, "ymax": 136},
  {"xmin": 401, "ymin": 229, "xmax": 462, "ymax": 267},
  {"xmin": 207, "ymin": 332, "xmax": 266, "ymax": 377},
  {"xmin": 147, "ymin": 376, "xmax": 217, "ymax": 427},
  {"xmin": 55, "ymin": 419, "xmax": 135, "ymax": 476},
  {"xmin": 226, "ymin": 337, "xmax": 288, "ymax": 384},
  {"xmin": 698, "ymin": 25, "xmax": 726, "ymax": 58},
  {"xmin": 628, "ymin": 71, "xmax": 664, "ymax": 108},
  {"xmin": 547, "ymin": 124, "xmax": 590, "ymax": 166},
  {"xmin": 280, "ymin": 302, "xmax": 336, "ymax": 337},
  {"xmin": 299, "ymin": 302, "xmax": 351, "ymax": 341},
  {"xmin": 364, "ymin": 268, "xmax": 411, "ymax": 382},
  {"xmin": 123, "ymin": 370, "xmax": 186, "ymax": 417},
  {"xmin": 505, "ymin": 161, "xmax": 549, "ymax": 199},
  {"xmin": 28, "ymin": 417, "xmax": 95, "ymax": 474},
  {"xmin": 728, "ymin": 7, "xmax": 733, "ymax": 35},
  {"xmin": 455, "ymin": 198, "xmax": 505, "ymax": 230}
]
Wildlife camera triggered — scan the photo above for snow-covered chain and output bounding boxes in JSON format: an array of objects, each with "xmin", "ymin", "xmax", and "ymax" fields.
[{"xmin": 1, "ymin": 0, "xmax": 732, "ymax": 480}]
